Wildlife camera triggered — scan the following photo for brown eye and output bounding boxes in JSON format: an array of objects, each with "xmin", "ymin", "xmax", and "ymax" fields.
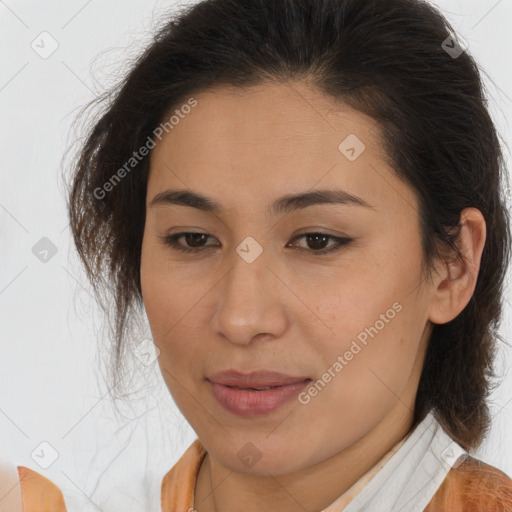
[
  {"xmin": 160, "ymin": 232, "xmax": 218, "ymax": 253},
  {"xmin": 305, "ymin": 233, "xmax": 330, "ymax": 250},
  {"xmin": 181, "ymin": 233, "xmax": 209, "ymax": 248},
  {"xmin": 288, "ymin": 233, "xmax": 354, "ymax": 255}
]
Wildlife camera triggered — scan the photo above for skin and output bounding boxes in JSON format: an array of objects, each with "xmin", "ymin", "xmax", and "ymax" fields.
[{"xmin": 140, "ymin": 80, "xmax": 486, "ymax": 512}]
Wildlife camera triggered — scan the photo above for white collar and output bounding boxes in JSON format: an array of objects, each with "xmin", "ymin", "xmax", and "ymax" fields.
[{"xmin": 337, "ymin": 410, "xmax": 467, "ymax": 512}]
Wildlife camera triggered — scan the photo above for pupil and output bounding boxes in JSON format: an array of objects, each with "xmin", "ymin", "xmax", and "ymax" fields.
[
  {"xmin": 308, "ymin": 234, "xmax": 327, "ymax": 250},
  {"xmin": 186, "ymin": 233, "xmax": 207, "ymax": 247}
]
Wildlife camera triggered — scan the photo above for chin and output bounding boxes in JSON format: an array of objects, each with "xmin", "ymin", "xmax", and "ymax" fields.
[{"xmin": 211, "ymin": 437, "xmax": 311, "ymax": 477}]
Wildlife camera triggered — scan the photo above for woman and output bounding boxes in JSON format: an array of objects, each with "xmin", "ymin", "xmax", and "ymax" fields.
[{"xmin": 17, "ymin": 0, "xmax": 512, "ymax": 510}]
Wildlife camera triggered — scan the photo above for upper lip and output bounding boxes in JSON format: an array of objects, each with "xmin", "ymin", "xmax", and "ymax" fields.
[{"xmin": 207, "ymin": 369, "xmax": 311, "ymax": 388}]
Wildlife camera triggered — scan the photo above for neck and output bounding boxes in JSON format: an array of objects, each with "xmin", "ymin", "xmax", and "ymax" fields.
[{"xmin": 194, "ymin": 404, "xmax": 416, "ymax": 512}]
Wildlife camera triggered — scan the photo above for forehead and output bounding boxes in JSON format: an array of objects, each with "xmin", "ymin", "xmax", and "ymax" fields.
[{"xmin": 147, "ymin": 81, "xmax": 417, "ymax": 217}]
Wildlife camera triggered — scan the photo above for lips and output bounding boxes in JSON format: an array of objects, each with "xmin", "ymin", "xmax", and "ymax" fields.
[
  {"xmin": 207, "ymin": 370, "xmax": 312, "ymax": 417},
  {"xmin": 207, "ymin": 369, "xmax": 311, "ymax": 388}
]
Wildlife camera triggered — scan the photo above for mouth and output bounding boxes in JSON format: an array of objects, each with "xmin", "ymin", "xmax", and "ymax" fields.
[
  {"xmin": 206, "ymin": 370, "xmax": 312, "ymax": 417},
  {"xmin": 207, "ymin": 368, "xmax": 311, "ymax": 388},
  {"xmin": 224, "ymin": 385, "xmax": 280, "ymax": 391}
]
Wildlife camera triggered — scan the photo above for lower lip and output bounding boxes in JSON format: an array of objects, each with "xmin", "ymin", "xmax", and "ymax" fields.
[{"xmin": 208, "ymin": 379, "xmax": 311, "ymax": 417}]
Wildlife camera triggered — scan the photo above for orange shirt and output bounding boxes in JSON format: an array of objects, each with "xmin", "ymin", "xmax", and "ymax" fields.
[{"xmin": 18, "ymin": 437, "xmax": 512, "ymax": 511}]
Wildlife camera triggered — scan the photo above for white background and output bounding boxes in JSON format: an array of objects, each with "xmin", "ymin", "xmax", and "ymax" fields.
[{"xmin": 1, "ymin": 0, "xmax": 511, "ymax": 510}]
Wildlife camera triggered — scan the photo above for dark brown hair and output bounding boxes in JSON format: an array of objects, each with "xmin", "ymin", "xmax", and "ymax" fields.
[{"xmin": 66, "ymin": 0, "xmax": 511, "ymax": 450}]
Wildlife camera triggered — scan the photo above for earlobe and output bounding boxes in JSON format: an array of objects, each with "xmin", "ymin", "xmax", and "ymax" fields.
[{"xmin": 428, "ymin": 207, "xmax": 486, "ymax": 325}]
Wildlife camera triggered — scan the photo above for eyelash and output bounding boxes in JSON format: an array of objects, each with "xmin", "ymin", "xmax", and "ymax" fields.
[{"xmin": 159, "ymin": 232, "xmax": 353, "ymax": 256}]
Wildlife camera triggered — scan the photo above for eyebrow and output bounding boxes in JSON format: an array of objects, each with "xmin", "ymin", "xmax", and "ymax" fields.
[{"xmin": 148, "ymin": 188, "xmax": 375, "ymax": 215}]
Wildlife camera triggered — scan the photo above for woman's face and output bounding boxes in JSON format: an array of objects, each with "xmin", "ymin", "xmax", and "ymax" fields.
[{"xmin": 140, "ymin": 81, "xmax": 439, "ymax": 476}]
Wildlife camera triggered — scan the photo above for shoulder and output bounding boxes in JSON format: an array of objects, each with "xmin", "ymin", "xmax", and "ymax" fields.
[
  {"xmin": 425, "ymin": 455, "xmax": 512, "ymax": 512},
  {"xmin": 161, "ymin": 438, "xmax": 207, "ymax": 511},
  {"xmin": 16, "ymin": 465, "xmax": 67, "ymax": 512}
]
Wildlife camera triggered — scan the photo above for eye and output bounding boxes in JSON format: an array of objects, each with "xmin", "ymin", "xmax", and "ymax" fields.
[
  {"xmin": 287, "ymin": 233, "xmax": 353, "ymax": 255},
  {"xmin": 160, "ymin": 232, "xmax": 219, "ymax": 254},
  {"xmin": 159, "ymin": 232, "xmax": 353, "ymax": 255}
]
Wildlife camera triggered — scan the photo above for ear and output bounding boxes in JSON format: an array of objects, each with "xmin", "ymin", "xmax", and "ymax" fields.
[{"xmin": 428, "ymin": 207, "xmax": 486, "ymax": 325}]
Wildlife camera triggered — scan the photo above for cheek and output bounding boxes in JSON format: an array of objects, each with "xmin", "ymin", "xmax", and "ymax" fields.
[
  {"xmin": 141, "ymin": 268, "xmax": 202, "ymax": 399},
  {"xmin": 324, "ymin": 303, "xmax": 423, "ymax": 406},
  {"xmin": 140, "ymin": 246, "xmax": 208, "ymax": 374},
  {"xmin": 309, "ymin": 264, "xmax": 425, "ymax": 406},
  {"xmin": 140, "ymin": 241, "xmax": 192, "ymax": 334}
]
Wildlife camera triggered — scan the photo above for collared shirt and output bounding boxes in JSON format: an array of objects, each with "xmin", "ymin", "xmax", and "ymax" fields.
[{"xmin": 18, "ymin": 410, "xmax": 512, "ymax": 511}]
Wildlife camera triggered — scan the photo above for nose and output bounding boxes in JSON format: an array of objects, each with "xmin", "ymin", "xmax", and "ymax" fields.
[{"xmin": 213, "ymin": 249, "xmax": 289, "ymax": 346}]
